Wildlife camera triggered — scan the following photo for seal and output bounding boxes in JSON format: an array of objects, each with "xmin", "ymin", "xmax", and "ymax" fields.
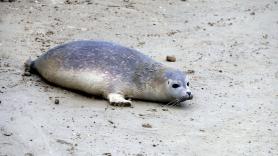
[{"xmin": 25, "ymin": 40, "xmax": 193, "ymax": 106}]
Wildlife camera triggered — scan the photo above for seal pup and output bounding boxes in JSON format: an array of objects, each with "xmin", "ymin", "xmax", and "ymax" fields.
[{"xmin": 25, "ymin": 40, "xmax": 193, "ymax": 106}]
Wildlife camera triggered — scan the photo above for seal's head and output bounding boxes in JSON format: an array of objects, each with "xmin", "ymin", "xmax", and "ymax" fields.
[{"xmin": 163, "ymin": 69, "xmax": 193, "ymax": 105}]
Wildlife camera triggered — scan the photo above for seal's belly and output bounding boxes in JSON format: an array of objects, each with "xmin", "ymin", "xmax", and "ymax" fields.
[{"xmin": 39, "ymin": 67, "xmax": 108, "ymax": 95}]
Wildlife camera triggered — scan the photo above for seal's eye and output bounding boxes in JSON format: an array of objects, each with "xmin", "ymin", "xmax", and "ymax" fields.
[
  {"xmin": 187, "ymin": 82, "xmax": 189, "ymax": 86},
  {"xmin": 172, "ymin": 84, "xmax": 180, "ymax": 88}
]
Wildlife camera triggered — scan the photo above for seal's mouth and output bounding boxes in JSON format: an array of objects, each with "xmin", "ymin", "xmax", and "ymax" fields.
[{"xmin": 163, "ymin": 95, "xmax": 193, "ymax": 107}]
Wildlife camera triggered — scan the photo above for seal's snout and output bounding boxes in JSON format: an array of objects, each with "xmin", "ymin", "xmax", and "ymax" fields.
[
  {"xmin": 188, "ymin": 94, "xmax": 193, "ymax": 100},
  {"xmin": 186, "ymin": 92, "xmax": 193, "ymax": 100}
]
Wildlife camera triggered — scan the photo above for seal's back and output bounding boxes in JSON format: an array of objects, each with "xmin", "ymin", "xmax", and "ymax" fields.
[{"xmin": 32, "ymin": 40, "xmax": 162, "ymax": 95}]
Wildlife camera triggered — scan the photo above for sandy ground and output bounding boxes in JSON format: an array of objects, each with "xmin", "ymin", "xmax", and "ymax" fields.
[{"xmin": 0, "ymin": 0, "xmax": 278, "ymax": 155}]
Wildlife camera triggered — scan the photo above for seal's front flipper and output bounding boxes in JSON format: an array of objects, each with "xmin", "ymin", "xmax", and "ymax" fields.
[{"xmin": 107, "ymin": 93, "xmax": 132, "ymax": 107}]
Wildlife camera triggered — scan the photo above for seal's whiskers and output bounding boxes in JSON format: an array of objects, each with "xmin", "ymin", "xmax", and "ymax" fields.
[
  {"xmin": 162, "ymin": 96, "xmax": 188, "ymax": 107},
  {"xmin": 163, "ymin": 99, "xmax": 179, "ymax": 107}
]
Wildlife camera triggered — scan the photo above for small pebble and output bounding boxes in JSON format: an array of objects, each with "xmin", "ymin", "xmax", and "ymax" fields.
[
  {"xmin": 142, "ymin": 123, "xmax": 152, "ymax": 128},
  {"xmin": 187, "ymin": 69, "xmax": 195, "ymax": 74},
  {"xmin": 22, "ymin": 72, "xmax": 31, "ymax": 76},
  {"xmin": 208, "ymin": 22, "xmax": 214, "ymax": 26},
  {"xmin": 166, "ymin": 55, "xmax": 176, "ymax": 62},
  {"xmin": 54, "ymin": 99, "xmax": 59, "ymax": 104},
  {"xmin": 108, "ymin": 120, "xmax": 114, "ymax": 124},
  {"xmin": 24, "ymin": 153, "xmax": 34, "ymax": 156},
  {"xmin": 46, "ymin": 30, "xmax": 54, "ymax": 36},
  {"xmin": 3, "ymin": 132, "xmax": 13, "ymax": 136}
]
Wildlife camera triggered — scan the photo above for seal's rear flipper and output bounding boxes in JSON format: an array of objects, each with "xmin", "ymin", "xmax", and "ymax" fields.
[{"xmin": 23, "ymin": 57, "xmax": 35, "ymax": 76}]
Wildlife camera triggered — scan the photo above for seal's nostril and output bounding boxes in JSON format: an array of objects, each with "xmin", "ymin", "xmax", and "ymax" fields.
[{"xmin": 186, "ymin": 92, "xmax": 191, "ymax": 96}]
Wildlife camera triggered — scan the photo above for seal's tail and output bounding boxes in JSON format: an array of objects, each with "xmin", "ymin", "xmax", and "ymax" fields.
[{"xmin": 23, "ymin": 57, "xmax": 35, "ymax": 76}]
